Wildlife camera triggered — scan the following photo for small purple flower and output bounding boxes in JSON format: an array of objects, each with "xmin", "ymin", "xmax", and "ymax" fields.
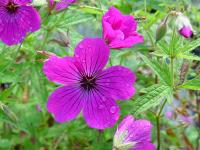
[
  {"xmin": 175, "ymin": 12, "xmax": 193, "ymax": 38},
  {"xmin": 49, "ymin": 0, "xmax": 76, "ymax": 11},
  {"xmin": 180, "ymin": 115, "xmax": 192, "ymax": 124},
  {"xmin": 165, "ymin": 111, "xmax": 173, "ymax": 119},
  {"xmin": 102, "ymin": 6, "xmax": 144, "ymax": 49},
  {"xmin": 113, "ymin": 115, "xmax": 155, "ymax": 150},
  {"xmin": 43, "ymin": 38, "xmax": 136, "ymax": 129},
  {"xmin": 0, "ymin": 0, "xmax": 41, "ymax": 46}
]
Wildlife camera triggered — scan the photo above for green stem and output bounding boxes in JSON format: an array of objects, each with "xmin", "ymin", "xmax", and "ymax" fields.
[
  {"xmin": 1, "ymin": 41, "xmax": 23, "ymax": 73},
  {"xmin": 171, "ymin": 57, "xmax": 174, "ymax": 88},
  {"xmin": 109, "ymin": 57, "xmax": 113, "ymax": 66},
  {"xmin": 156, "ymin": 56, "xmax": 174, "ymax": 149},
  {"xmin": 144, "ymin": 0, "xmax": 147, "ymax": 14},
  {"xmin": 156, "ymin": 99, "xmax": 167, "ymax": 150}
]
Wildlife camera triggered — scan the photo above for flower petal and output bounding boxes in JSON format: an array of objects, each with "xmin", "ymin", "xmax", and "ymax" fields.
[
  {"xmin": 43, "ymin": 56, "xmax": 81, "ymax": 85},
  {"xmin": 17, "ymin": 6, "xmax": 41, "ymax": 32},
  {"xmin": 126, "ymin": 119, "xmax": 153, "ymax": 143},
  {"xmin": 83, "ymin": 90, "xmax": 120, "ymax": 129},
  {"xmin": 96, "ymin": 66, "xmax": 136, "ymax": 100},
  {"xmin": 132, "ymin": 142, "xmax": 155, "ymax": 150},
  {"xmin": 179, "ymin": 26, "xmax": 193, "ymax": 38},
  {"xmin": 56, "ymin": 0, "xmax": 76, "ymax": 11},
  {"xmin": 119, "ymin": 15, "xmax": 137, "ymax": 37},
  {"xmin": 47, "ymin": 85, "xmax": 85, "ymax": 123},
  {"xmin": 15, "ymin": 0, "xmax": 33, "ymax": 5},
  {"xmin": 0, "ymin": 6, "xmax": 40, "ymax": 46},
  {"xmin": 0, "ymin": 0, "xmax": 8, "ymax": 6},
  {"xmin": 74, "ymin": 38, "xmax": 110, "ymax": 77},
  {"xmin": 118, "ymin": 115, "xmax": 135, "ymax": 133},
  {"xmin": 109, "ymin": 33, "xmax": 144, "ymax": 49}
]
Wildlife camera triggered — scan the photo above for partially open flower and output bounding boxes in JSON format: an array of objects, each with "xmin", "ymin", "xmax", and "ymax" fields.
[
  {"xmin": 113, "ymin": 115, "xmax": 155, "ymax": 150},
  {"xmin": 175, "ymin": 12, "xmax": 193, "ymax": 38},
  {"xmin": 102, "ymin": 7, "xmax": 144, "ymax": 49}
]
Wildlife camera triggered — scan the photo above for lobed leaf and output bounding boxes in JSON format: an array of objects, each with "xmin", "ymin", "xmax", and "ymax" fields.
[
  {"xmin": 140, "ymin": 54, "xmax": 172, "ymax": 86},
  {"xmin": 131, "ymin": 84, "xmax": 171, "ymax": 115},
  {"xmin": 177, "ymin": 53, "xmax": 200, "ymax": 61},
  {"xmin": 179, "ymin": 76, "xmax": 200, "ymax": 90}
]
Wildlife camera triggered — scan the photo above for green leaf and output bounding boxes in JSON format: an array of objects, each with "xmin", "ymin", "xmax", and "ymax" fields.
[
  {"xmin": 0, "ymin": 102, "xmax": 18, "ymax": 123},
  {"xmin": 169, "ymin": 29, "xmax": 181, "ymax": 56},
  {"xmin": 179, "ymin": 76, "xmax": 200, "ymax": 90},
  {"xmin": 131, "ymin": 84, "xmax": 171, "ymax": 115},
  {"xmin": 79, "ymin": 5, "xmax": 105, "ymax": 15},
  {"xmin": 179, "ymin": 39, "xmax": 200, "ymax": 53},
  {"xmin": 177, "ymin": 53, "xmax": 200, "ymax": 61},
  {"xmin": 140, "ymin": 54, "xmax": 172, "ymax": 86},
  {"xmin": 32, "ymin": 0, "xmax": 47, "ymax": 6}
]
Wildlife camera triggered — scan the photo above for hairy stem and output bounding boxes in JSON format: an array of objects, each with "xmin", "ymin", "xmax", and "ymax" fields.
[
  {"xmin": 156, "ymin": 56, "xmax": 174, "ymax": 149},
  {"xmin": 156, "ymin": 99, "xmax": 167, "ymax": 150}
]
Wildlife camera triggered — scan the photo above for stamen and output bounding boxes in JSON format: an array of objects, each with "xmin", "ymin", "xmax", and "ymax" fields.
[
  {"xmin": 80, "ymin": 76, "xmax": 97, "ymax": 91},
  {"xmin": 6, "ymin": 1, "xmax": 19, "ymax": 13}
]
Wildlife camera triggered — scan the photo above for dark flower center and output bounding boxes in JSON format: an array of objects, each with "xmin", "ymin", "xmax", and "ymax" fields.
[
  {"xmin": 80, "ymin": 76, "xmax": 96, "ymax": 91},
  {"xmin": 6, "ymin": 2, "xmax": 19, "ymax": 13}
]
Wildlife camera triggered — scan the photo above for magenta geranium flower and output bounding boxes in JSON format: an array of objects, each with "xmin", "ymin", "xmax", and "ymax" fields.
[
  {"xmin": 49, "ymin": 0, "xmax": 76, "ymax": 11},
  {"xmin": 102, "ymin": 6, "xmax": 144, "ymax": 49},
  {"xmin": 113, "ymin": 115, "xmax": 155, "ymax": 150},
  {"xmin": 43, "ymin": 38, "xmax": 136, "ymax": 129},
  {"xmin": 0, "ymin": 0, "xmax": 41, "ymax": 46}
]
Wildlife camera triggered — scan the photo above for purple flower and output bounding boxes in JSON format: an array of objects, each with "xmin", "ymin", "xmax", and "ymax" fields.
[
  {"xmin": 0, "ymin": 0, "xmax": 41, "ymax": 46},
  {"xmin": 43, "ymin": 38, "xmax": 136, "ymax": 129},
  {"xmin": 102, "ymin": 6, "xmax": 144, "ymax": 49},
  {"xmin": 180, "ymin": 115, "xmax": 192, "ymax": 124},
  {"xmin": 165, "ymin": 111, "xmax": 173, "ymax": 119},
  {"xmin": 49, "ymin": 0, "xmax": 76, "ymax": 11},
  {"xmin": 179, "ymin": 26, "xmax": 193, "ymax": 38},
  {"xmin": 175, "ymin": 12, "xmax": 193, "ymax": 38},
  {"xmin": 113, "ymin": 115, "xmax": 155, "ymax": 150}
]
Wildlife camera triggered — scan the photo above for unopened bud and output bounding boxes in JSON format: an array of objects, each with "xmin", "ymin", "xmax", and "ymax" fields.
[
  {"xmin": 156, "ymin": 16, "xmax": 168, "ymax": 42},
  {"xmin": 37, "ymin": 51, "xmax": 56, "ymax": 58},
  {"xmin": 49, "ymin": 31, "xmax": 70, "ymax": 47}
]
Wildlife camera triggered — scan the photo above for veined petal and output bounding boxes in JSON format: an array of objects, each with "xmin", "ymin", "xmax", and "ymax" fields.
[
  {"xmin": 74, "ymin": 38, "xmax": 110, "ymax": 77},
  {"xmin": 83, "ymin": 89, "xmax": 120, "ymax": 129},
  {"xmin": 0, "ymin": 0, "xmax": 8, "ymax": 6},
  {"xmin": 117, "ymin": 115, "xmax": 135, "ymax": 135},
  {"xmin": 125, "ymin": 119, "xmax": 153, "ymax": 143},
  {"xmin": 96, "ymin": 66, "xmax": 136, "ymax": 100},
  {"xmin": 17, "ymin": 6, "xmax": 41, "ymax": 32},
  {"xmin": 109, "ymin": 33, "xmax": 144, "ymax": 49},
  {"xmin": 43, "ymin": 56, "xmax": 81, "ymax": 85},
  {"xmin": 0, "ymin": 5, "xmax": 41, "ymax": 45},
  {"xmin": 132, "ymin": 142, "xmax": 155, "ymax": 150},
  {"xmin": 47, "ymin": 85, "xmax": 85, "ymax": 123},
  {"xmin": 15, "ymin": 0, "xmax": 33, "ymax": 5},
  {"xmin": 56, "ymin": 0, "xmax": 76, "ymax": 11}
]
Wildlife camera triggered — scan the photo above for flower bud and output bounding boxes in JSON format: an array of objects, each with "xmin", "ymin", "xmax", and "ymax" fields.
[
  {"xmin": 156, "ymin": 17, "xmax": 168, "ymax": 42},
  {"xmin": 175, "ymin": 12, "xmax": 193, "ymax": 38}
]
